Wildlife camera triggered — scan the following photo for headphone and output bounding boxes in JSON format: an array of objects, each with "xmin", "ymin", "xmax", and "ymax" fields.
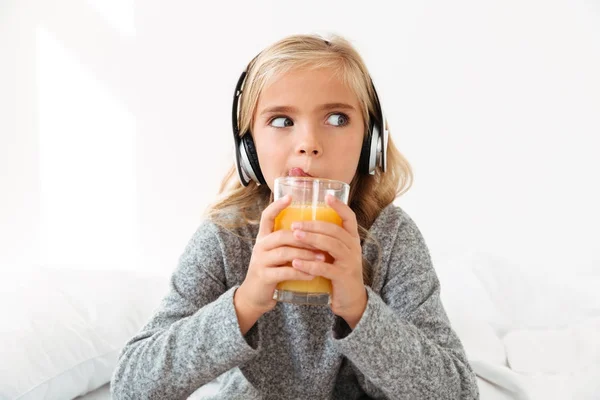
[{"xmin": 231, "ymin": 43, "xmax": 389, "ymax": 187}]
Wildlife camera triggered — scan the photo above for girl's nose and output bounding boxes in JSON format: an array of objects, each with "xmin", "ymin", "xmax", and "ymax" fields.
[
  {"xmin": 296, "ymin": 128, "xmax": 322, "ymax": 156},
  {"xmin": 299, "ymin": 146, "xmax": 320, "ymax": 155}
]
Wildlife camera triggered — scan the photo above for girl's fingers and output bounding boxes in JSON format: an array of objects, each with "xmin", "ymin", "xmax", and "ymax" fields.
[
  {"xmin": 259, "ymin": 229, "xmax": 317, "ymax": 251},
  {"xmin": 292, "ymin": 230, "xmax": 346, "ymax": 261},
  {"xmin": 291, "ymin": 220, "xmax": 347, "ymax": 238},
  {"xmin": 266, "ymin": 266, "xmax": 315, "ymax": 284},
  {"xmin": 262, "ymin": 246, "xmax": 325, "ymax": 267},
  {"xmin": 325, "ymin": 195, "xmax": 360, "ymax": 239},
  {"xmin": 290, "ymin": 220, "xmax": 354, "ymax": 253},
  {"xmin": 291, "ymin": 259, "xmax": 335, "ymax": 280},
  {"xmin": 257, "ymin": 195, "xmax": 291, "ymax": 239}
]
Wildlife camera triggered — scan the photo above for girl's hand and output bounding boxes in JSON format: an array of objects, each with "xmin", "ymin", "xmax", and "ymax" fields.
[
  {"xmin": 289, "ymin": 194, "xmax": 367, "ymax": 328},
  {"xmin": 236, "ymin": 195, "xmax": 321, "ymax": 317}
]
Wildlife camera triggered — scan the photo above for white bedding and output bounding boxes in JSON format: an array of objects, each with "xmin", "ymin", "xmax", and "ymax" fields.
[
  {"xmin": 0, "ymin": 266, "xmax": 168, "ymax": 400},
  {"xmin": 435, "ymin": 250, "xmax": 600, "ymax": 400},
  {"xmin": 74, "ymin": 384, "xmax": 110, "ymax": 400},
  {"xmin": 2, "ymin": 251, "xmax": 598, "ymax": 400}
]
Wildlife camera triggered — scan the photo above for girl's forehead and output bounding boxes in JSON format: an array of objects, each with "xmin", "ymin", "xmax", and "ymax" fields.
[
  {"xmin": 258, "ymin": 67, "xmax": 361, "ymax": 107},
  {"xmin": 265, "ymin": 66, "xmax": 342, "ymax": 88}
]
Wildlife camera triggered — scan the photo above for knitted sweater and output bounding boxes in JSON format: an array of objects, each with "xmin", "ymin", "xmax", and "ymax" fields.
[{"xmin": 110, "ymin": 203, "xmax": 479, "ymax": 399}]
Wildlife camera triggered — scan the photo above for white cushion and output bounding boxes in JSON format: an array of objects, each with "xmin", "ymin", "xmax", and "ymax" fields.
[
  {"xmin": 434, "ymin": 251, "xmax": 507, "ymax": 365},
  {"xmin": 503, "ymin": 317, "xmax": 600, "ymax": 374},
  {"xmin": 467, "ymin": 252, "xmax": 600, "ymax": 332},
  {"xmin": 435, "ymin": 250, "xmax": 600, "ymax": 400},
  {"xmin": 502, "ymin": 317, "xmax": 600, "ymax": 399},
  {"xmin": 434, "ymin": 251, "xmax": 510, "ymax": 333},
  {"xmin": 0, "ymin": 266, "xmax": 168, "ymax": 400}
]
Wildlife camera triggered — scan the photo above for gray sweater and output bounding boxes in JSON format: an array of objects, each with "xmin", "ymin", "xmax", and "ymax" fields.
[{"xmin": 110, "ymin": 203, "xmax": 479, "ymax": 399}]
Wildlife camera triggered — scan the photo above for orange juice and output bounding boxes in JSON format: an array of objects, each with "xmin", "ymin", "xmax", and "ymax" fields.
[{"xmin": 274, "ymin": 204, "xmax": 342, "ymax": 294}]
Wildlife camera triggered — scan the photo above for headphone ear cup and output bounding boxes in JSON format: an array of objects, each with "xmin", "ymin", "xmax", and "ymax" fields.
[
  {"xmin": 241, "ymin": 134, "xmax": 266, "ymax": 185},
  {"xmin": 369, "ymin": 120, "xmax": 382, "ymax": 174},
  {"xmin": 358, "ymin": 128, "xmax": 373, "ymax": 175}
]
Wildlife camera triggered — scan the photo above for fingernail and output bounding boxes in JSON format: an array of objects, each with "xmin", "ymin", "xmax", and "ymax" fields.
[
  {"xmin": 292, "ymin": 259, "xmax": 302, "ymax": 268},
  {"xmin": 294, "ymin": 230, "xmax": 305, "ymax": 239},
  {"xmin": 291, "ymin": 222, "xmax": 302, "ymax": 230},
  {"xmin": 315, "ymin": 253, "xmax": 325, "ymax": 261}
]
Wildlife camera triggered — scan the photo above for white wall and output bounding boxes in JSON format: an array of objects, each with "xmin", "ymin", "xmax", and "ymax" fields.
[{"xmin": 1, "ymin": 0, "xmax": 599, "ymax": 277}]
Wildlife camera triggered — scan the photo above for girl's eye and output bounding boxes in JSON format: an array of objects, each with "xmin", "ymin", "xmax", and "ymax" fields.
[
  {"xmin": 326, "ymin": 113, "xmax": 350, "ymax": 127},
  {"xmin": 270, "ymin": 116, "xmax": 294, "ymax": 128}
]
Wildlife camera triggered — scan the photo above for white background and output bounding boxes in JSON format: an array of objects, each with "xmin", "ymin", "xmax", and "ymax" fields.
[{"xmin": 1, "ymin": 0, "xmax": 599, "ymax": 278}]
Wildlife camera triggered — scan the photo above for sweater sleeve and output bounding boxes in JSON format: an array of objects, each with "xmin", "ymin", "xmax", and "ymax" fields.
[
  {"xmin": 332, "ymin": 214, "xmax": 479, "ymax": 399},
  {"xmin": 110, "ymin": 221, "xmax": 259, "ymax": 400}
]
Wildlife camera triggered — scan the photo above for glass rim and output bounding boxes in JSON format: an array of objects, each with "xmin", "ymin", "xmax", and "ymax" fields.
[{"xmin": 274, "ymin": 176, "xmax": 350, "ymax": 190}]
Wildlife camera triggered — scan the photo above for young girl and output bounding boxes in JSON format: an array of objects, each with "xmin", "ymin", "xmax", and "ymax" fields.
[{"xmin": 111, "ymin": 33, "xmax": 479, "ymax": 399}]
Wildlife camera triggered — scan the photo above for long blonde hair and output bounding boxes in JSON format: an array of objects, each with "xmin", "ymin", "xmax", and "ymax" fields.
[{"xmin": 205, "ymin": 33, "xmax": 413, "ymax": 284}]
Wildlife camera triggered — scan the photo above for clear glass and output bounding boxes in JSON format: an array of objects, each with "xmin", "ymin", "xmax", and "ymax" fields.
[{"xmin": 272, "ymin": 176, "xmax": 350, "ymax": 306}]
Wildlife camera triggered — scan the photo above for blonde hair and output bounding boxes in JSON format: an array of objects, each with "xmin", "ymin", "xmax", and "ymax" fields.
[{"xmin": 205, "ymin": 33, "xmax": 413, "ymax": 284}]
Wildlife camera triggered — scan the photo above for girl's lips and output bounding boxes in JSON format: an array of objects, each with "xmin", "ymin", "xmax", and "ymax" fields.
[{"xmin": 288, "ymin": 168, "xmax": 312, "ymax": 177}]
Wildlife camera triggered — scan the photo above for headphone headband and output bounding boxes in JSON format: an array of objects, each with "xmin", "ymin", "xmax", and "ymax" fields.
[{"xmin": 232, "ymin": 71, "xmax": 250, "ymax": 186}]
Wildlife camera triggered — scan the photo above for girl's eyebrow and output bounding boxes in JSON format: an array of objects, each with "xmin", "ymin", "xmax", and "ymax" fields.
[
  {"xmin": 317, "ymin": 103, "xmax": 356, "ymax": 112},
  {"xmin": 259, "ymin": 103, "xmax": 356, "ymax": 116}
]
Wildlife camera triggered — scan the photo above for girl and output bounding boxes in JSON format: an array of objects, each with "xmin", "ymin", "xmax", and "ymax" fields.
[{"xmin": 111, "ymin": 33, "xmax": 479, "ymax": 399}]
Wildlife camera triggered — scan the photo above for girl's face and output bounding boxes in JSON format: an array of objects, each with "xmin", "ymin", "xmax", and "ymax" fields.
[{"xmin": 252, "ymin": 67, "xmax": 365, "ymax": 191}]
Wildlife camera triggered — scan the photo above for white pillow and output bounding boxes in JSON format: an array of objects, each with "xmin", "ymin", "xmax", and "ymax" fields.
[
  {"xmin": 434, "ymin": 250, "xmax": 510, "ymax": 336},
  {"xmin": 502, "ymin": 316, "xmax": 600, "ymax": 399},
  {"xmin": 503, "ymin": 317, "xmax": 600, "ymax": 374},
  {"xmin": 469, "ymin": 252, "xmax": 600, "ymax": 331},
  {"xmin": 434, "ymin": 251, "xmax": 509, "ymax": 364},
  {"xmin": 0, "ymin": 265, "xmax": 168, "ymax": 400}
]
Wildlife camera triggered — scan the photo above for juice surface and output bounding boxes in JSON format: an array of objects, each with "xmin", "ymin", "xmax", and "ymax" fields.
[
  {"xmin": 274, "ymin": 204, "xmax": 342, "ymax": 230},
  {"xmin": 274, "ymin": 204, "xmax": 342, "ymax": 294}
]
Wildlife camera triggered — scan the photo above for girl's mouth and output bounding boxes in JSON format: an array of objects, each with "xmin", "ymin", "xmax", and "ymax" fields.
[{"xmin": 288, "ymin": 168, "xmax": 312, "ymax": 177}]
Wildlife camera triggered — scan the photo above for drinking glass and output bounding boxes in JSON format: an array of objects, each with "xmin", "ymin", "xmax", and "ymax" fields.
[{"xmin": 272, "ymin": 176, "xmax": 350, "ymax": 306}]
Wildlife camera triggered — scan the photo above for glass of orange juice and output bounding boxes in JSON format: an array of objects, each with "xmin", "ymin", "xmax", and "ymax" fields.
[{"xmin": 272, "ymin": 176, "xmax": 350, "ymax": 306}]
